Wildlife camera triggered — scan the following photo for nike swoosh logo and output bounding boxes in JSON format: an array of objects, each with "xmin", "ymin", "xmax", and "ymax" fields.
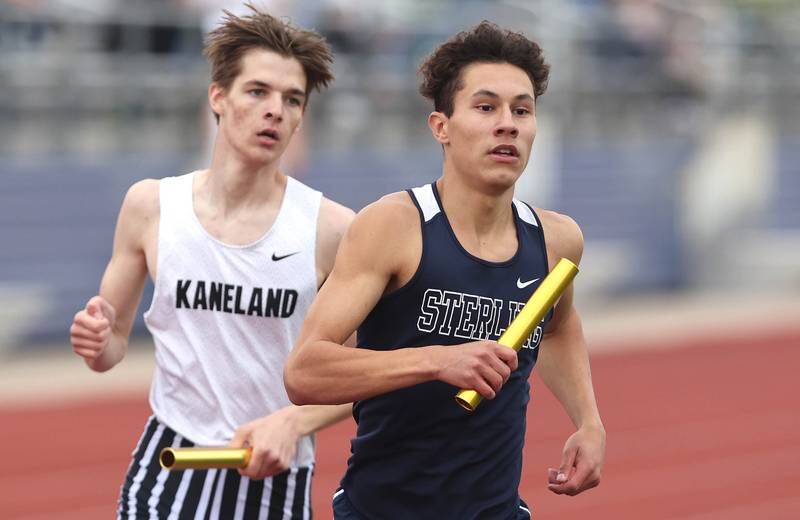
[
  {"xmin": 272, "ymin": 251, "xmax": 300, "ymax": 261},
  {"xmin": 516, "ymin": 277, "xmax": 540, "ymax": 289}
]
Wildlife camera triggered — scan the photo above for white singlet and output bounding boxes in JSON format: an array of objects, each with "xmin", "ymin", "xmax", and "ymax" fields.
[{"xmin": 144, "ymin": 171, "xmax": 320, "ymax": 466}]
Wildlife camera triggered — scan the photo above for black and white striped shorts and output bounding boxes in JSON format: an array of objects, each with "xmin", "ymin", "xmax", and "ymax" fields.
[{"xmin": 117, "ymin": 416, "xmax": 313, "ymax": 519}]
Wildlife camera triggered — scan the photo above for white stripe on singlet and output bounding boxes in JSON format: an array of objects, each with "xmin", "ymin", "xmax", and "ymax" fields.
[
  {"xmin": 411, "ymin": 185, "xmax": 441, "ymax": 222},
  {"xmin": 126, "ymin": 422, "xmax": 165, "ymax": 518},
  {"xmin": 512, "ymin": 199, "xmax": 538, "ymax": 226}
]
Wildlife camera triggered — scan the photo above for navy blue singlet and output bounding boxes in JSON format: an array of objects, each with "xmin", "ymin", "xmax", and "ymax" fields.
[{"xmin": 340, "ymin": 182, "xmax": 552, "ymax": 519}]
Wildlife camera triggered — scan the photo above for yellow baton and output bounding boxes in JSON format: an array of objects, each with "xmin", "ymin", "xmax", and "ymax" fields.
[
  {"xmin": 455, "ymin": 258, "xmax": 579, "ymax": 412},
  {"xmin": 159, "ymin": 447, "xmax": 252, "ymax": 470}
]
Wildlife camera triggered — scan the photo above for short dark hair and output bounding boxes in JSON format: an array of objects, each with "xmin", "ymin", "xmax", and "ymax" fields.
[
  {"xmin": 204, "ymin": 3, "xmax": 334, "ymax": 106},
  {"xmin": 419, "ymin": 21, "xmax": 550, "ymax": 116}
]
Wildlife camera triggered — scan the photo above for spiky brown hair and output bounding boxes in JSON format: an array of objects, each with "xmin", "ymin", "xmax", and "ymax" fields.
[{"xmin": 204, "ymin": 3, "xmax": 334, "ymax": 109}]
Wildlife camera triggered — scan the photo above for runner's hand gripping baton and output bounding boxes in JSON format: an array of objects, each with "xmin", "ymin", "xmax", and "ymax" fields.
[
  {"xmin": 455, "ymin": 258, "xmax": 579, "ymax": 412},
  {"xmin": 159, "ymin": 447, "xmax": 252, "ymax": 470}
]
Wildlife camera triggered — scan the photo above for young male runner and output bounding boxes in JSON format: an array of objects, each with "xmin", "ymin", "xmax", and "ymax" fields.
[
  {"xmin": 70, "ymin": 6, "xmax": 353, "ymax": 518},
  {"xmin": 286, "ymin": 22, "xmax": 605, "ymax": 519}
]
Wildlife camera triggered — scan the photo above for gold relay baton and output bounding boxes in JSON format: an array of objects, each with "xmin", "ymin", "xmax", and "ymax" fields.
[
  {"xmin": 455, "ymin": 258, "xmax": 579, "ymax": 412},
  {"xmin": 159, "ymin": 447, "xmax": 252, "ymax": 470}
]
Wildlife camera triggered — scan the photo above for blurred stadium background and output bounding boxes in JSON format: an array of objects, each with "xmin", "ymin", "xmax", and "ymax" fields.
[{"xmin": 1, "ymin": 0, "xmax": 799, "ymax": 519}]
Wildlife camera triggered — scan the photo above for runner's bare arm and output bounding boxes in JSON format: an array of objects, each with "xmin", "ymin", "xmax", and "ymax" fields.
[
  {"xmin": 315, "ymin": 196, "xmax": 355, "ymax": 287},
  {"xmin": 285, "ymin": 194, "xmax": 518, "ymax": 404},
  {"xmin": 536, "ymin": 211, "xmax": 605, "ymax": 495},
  {"xmin": 70, "ymin": 180, "xmax": 158, "ymax": 372}
]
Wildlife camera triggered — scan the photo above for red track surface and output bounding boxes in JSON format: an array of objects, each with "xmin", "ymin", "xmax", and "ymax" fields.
[{"xmin": 2, "ymin": 333, "xmax": 799, "ymax": 519}]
